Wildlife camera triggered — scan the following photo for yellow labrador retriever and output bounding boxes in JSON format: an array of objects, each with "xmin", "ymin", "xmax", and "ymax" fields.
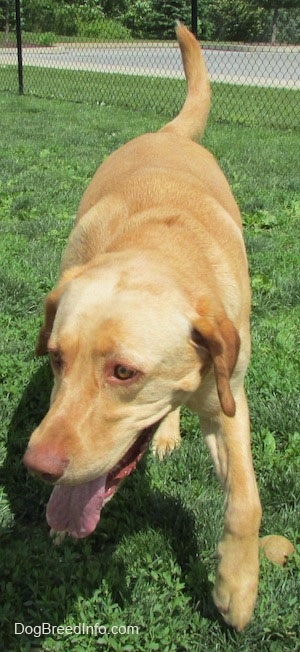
[{"xmin": 23, "ymin": 24, "xmax": 262, "ymax": 630}]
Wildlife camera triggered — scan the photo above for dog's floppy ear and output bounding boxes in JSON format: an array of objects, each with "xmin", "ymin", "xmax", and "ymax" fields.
[
  {"xmin": 192, "ymin": 309, "xmax": 240, "ymax": 417},
  {"xmin": 35, "ymin": 264, "xmax": 85, "ymax": 356},
  {"xmin": 35, "ymin": 286, "xmax": 62, "ymax": 356}
]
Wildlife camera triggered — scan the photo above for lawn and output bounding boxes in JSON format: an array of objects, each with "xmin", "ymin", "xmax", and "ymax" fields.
[
  {"xmin": 0, "ymin": 65, "xmax": 299, "ymax": 129},
  {"xmin": 0, "ymin": 92, "xmax": 299, "ymax": 652}
]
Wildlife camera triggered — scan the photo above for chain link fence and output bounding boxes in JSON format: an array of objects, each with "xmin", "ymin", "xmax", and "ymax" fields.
[{"xmin": 0, "ymin": 24, "xmax": 299, "ymax": 129}]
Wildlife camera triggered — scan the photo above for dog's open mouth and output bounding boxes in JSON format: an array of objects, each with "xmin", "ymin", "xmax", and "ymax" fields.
[{"xmin": 46, "ymin": 425, "xmax": 157, "ymax": 540}]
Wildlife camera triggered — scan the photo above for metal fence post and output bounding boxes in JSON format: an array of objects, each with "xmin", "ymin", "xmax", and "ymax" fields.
[
  {"xmin": 191, "ymin": 0, "xmax": 198, "ymax": 38},
  {"xmin": 15, "ymin": 0, "xmax": 23, "ymax": 94}
]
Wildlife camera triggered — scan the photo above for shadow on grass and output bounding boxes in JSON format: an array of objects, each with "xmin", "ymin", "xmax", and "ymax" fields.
[{"xmin": 1, "ymin": 364, "xmax": 222, "ymax": 648}]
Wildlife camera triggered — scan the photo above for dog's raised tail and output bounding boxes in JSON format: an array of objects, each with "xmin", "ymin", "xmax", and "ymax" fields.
[{"xmin": 160, "ymin": 22, "xmax": 210, "ymax": 141}]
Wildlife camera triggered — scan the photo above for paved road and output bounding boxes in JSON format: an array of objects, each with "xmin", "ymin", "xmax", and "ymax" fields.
[{"xmin": 1, "ymin": 44, "xmax": 299, "ymax": 89}]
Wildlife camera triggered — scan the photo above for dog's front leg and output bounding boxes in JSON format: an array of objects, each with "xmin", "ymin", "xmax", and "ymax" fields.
[
  {"xmin": 152, "ymin": 408, "xmax": 181, "ymax": 460},
  {"xmin": 201, "ymin": 388, "xmax": 262, "ymax": 631}
]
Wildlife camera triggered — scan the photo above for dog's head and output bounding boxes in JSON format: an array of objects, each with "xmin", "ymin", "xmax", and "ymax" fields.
[{"xmin": 23, "ymin": 252, "xmax": 239, "ymax": 538}]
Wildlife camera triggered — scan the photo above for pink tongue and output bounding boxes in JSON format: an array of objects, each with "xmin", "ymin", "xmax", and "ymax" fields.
[{"xmin": 46, "ymin": 475, "xmax": 107, "ymax": 539}]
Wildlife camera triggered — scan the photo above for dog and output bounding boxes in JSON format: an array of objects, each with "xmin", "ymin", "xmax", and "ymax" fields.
[{"xmin": 23, "ymin": 23, "xmax": 262, "ymax": 631}]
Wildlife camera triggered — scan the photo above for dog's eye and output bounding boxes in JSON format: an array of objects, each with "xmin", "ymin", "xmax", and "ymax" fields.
[{"xmin": 113, "ymin": 365, "xmax": 136, "ymax": 381}]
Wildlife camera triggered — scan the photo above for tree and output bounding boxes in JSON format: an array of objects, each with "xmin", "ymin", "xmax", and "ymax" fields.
[
  {"xmin": 121, "ymin": 1, "xmax": 154, "ymax": 38},
  {"xmin": 121, "ymin": 0, "xmax": 190, "ymax": 39},
  {"xmin": 0, "ymin": 0, "xmax": 15, "ymax": 40},
  {"xmin": 100, "ymin": 0, "xmax": 128, "ymax": 19},
  {"xmin": 254, "ymin": 0, "xmax": 299, "ymax": 42},
  {"xmin": 275, "ymin": 7, "xmax": 300, "ymax": 44},
  {"xmin": 205, "ymin": 0, "xmax": 264, "ymax": 42},
  {"xmin": 149, "ymin": 0, "xmax": 191, "ymax": 38}
]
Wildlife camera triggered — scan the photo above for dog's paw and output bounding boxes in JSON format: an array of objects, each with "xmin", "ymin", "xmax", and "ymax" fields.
[
  {"xmin": 152, "ymin": 410, "xmax": 181, "ymax": 461},
  {"xmin": 259, "ymin": 534, "xmax": 295, "ymax": 565},
  {"xmin": 152, "ymin": 431, "xmax": 181, "ymax": 460},
  {"xmin": 213, "ymin": 534, "xmax": 259, "ymax": 631}
]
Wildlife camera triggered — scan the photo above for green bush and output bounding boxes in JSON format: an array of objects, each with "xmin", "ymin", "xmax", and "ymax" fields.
[
  {"xmin": 38, "ymin": 32, "xmax": 56, "ymax": 46},
  {"xmin": 122, "ymin": 0, "xmax": 154, "ymax": 39},
  {"xmin": 23, "ymin": 0, "xmax": 104, "ymax": 37},
  {"xmin": 22, "ymin": 0, "xmax": 132, "ymax": 40},
  {"xmin": 53, "ymin": 4, "xmax": 79, "ymax": 36},
  {"xmin": 76, "ymin": 17, "xmax": 132, "ymax": 41}
]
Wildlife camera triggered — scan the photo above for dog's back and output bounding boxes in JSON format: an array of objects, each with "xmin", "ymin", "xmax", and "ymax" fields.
[{"xmin": 75, "ymin": 25, "xmax": 238, "ymax": 228}]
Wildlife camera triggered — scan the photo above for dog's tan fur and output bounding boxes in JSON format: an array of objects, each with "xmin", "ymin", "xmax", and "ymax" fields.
[{"xmin": 24, "ymin": 24, "xmax": 262, "ymax": 630}]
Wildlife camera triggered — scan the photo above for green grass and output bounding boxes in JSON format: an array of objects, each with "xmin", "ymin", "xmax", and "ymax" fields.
[
  {"xmin": 0, "ymin": 65, "xmax": 299, "ymax": 128},
  {"xmin": 0, "ymin": 93, "xmax": 299, "ymax": 651}
]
